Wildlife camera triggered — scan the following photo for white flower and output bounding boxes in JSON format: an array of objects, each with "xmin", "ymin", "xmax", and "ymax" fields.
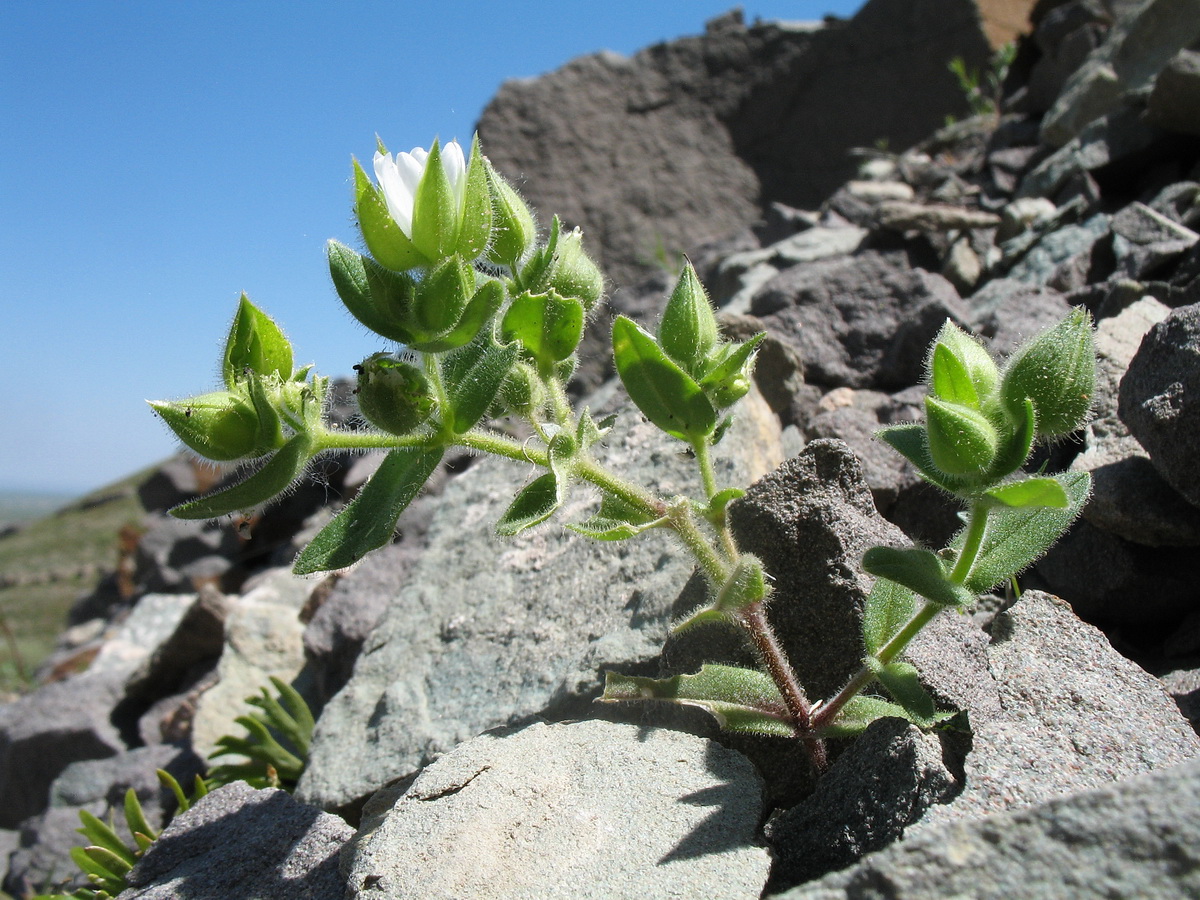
[{"xmin": 373, "ymin": 140, "xmax": 467, "ymax": 239}]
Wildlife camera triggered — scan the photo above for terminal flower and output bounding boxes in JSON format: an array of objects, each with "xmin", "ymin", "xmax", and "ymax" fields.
[{"xmin": 373, "ymin": 140, "xmax": 466, "ymax": 240}]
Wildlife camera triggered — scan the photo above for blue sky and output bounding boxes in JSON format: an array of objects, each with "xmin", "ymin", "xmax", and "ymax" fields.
[{"xmin": 1, "ymin": 1, "xmax": 865, "ymax": 495}]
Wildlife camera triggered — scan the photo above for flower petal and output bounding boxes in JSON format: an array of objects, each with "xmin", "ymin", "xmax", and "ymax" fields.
[
  {"xmin": 374, "ymin": 151, "xmax": 414, "ymax": 237},
  {"xmin": 443, "ymin": 139, "xmax": 467, "ymax": 208}
]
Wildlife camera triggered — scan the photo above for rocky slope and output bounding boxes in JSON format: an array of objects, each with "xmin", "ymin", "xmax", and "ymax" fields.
[{"xmin": 3, "ymin": 0, "xmax": 1200, "ymax": 897}]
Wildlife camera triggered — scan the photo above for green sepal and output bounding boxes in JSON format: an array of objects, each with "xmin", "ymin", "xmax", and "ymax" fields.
[
  {"xmin": 699, "ymin": 333, "xmax": 765, "ymax": 408},
  {"xmin": 870, "ymin": 659, "xmax": 942, "ymax": 727},
  {"xmin": 410, "ymin": 140, "xmax": 459, "ymax": 262},
  {"xmin": 222, "ymin": 295, "xmax": 294, "ymax": 387},
  {"xmin": 123, "ymin": 788, "xmax": 158, "ymax": 844},
  {"xmin": 244, "ymin": 371, "xmax": 285, "ymax": 450},
  {"xmin": 413, "ymin": 255, "xmax": 472, "ymax": 337},
  {"xmin": 566, "ymin": 492, "xmax": 661, "ymax": 541},
  {"xmin": 353, "ymin": 158, "xmax": 425, "ymax": 271},
  {"xmin": 76, "ymin": 810, "xmax": 137, "ymax": 868},
  {"xmin": 862, "ymin": 546, "xmax": 974, "ymax": 608},
  {"xmin": 925, "ymin": 396, "xmax": 999, "ymax": 477},
  {"xmin": 442, "ymin": 331, "xmax": 519, "ymax": 434},
  {"xmin": 713, "ymin": 554, "xmax": 768, "ymax": 612},
  {"xmin": 170, "ymin": 434, "xmax": 313, "ymax": 519},
  {"xmin": 1000, "ymin": 307, "xmax": 1095, "ymax": 439},
  {"xmin": 659, "ymin": 260, "xmax": 718, "ymax": 375},
  {"xmin": 986, "ymin": 396, "xmax": 1036, "ymax": 480},
  {"xmin": 455, "ymin": 135, "xmax": 493, "ymax": 260},
  {"xmin": 861, "ymin": 575, "xmax": 918, "ymax": 657},
  {"xmin": 984, "ymin": 476, "xmax": 1069, "ymax": 509},
  {"xmin": 502, "ymin": 289, "xmax": 585, "ymax": 367},
  {"xmin": 929, "ymin": 320, "xmax": 999, "ymax": 402},
  {"xmin": 327, "ymin": 239, "xmax": 420, "ymax": 344},
  {"xmin": 293, "ymin": 446, "xmax": 443, "ymax": 574},
  {"xmin": 149, "ymin": 392, "xmax": 267, "ymax": 463},
  {"xmin": 816, "ymin": 695, "xmax": 919, "ymax": 738},
  {"xmin": 409, "ymin": 279, "xmax": 504, "ymax": 353},
  {"xmin": 671, "ymin": 606, "xmax": 734, "ymax": 634},
  {"xmin": 484, "ymin": 158, "xmax": 537, "ymax": 267},
  {"xmin": 958, "ymin": 471, "xmax": 1091, "ymax": 594},
  {"xmin": 576, "ymin": 408, "xmax": 616, "ymax": 451},
  {"xmin": 601, "ymin": 664, "xmax": 795, "ymax": 738},
  {"xmin": 930, "ymin": 342, "xmax": 980, "ymax": 408},
  {"xmin": 612, "ymin": 315, "xmax": 717, "ymax": 442}
]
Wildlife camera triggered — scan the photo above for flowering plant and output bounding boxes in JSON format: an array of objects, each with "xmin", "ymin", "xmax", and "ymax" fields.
[{"xmin": 152, "ymin": 135, "xmax": 1094, "ymax": 772}]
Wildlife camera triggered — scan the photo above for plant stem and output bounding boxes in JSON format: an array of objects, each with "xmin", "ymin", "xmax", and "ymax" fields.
[
  {"xmin": 665, "ymin": 502, "xmax": 728, "ymax": 586},
  {"xmin": 738, "ymin": 602, "xmax": 827, "ymax": 771},
  {"xmin": 950, "ymin": 501, "xmax": 989, "ymax": 584},
  {"xmin": 691, "ymin": 437, "xmax": 739, "ymax": 562}
]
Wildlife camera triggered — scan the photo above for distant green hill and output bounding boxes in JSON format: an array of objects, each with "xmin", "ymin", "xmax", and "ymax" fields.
[{"xmin": 0, "ymin": 467, "xmax": 161, "ymax": 696}]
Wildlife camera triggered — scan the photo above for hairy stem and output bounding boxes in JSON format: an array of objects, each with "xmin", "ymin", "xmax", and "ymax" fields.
[
  {"xmin": 738, "ymin": 602, "xmax": 827, "ymax": 771},
  {"xmin": 690, "ymin": 437, "xmax": 739, "ymax": 562}
]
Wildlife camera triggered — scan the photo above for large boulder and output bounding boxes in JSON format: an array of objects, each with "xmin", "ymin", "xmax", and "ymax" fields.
[{"xmin": 478, "ymin": 0, "xmax": 1030, "ymax": 289}]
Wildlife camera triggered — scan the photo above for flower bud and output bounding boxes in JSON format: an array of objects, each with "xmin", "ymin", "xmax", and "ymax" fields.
[
  {"xmin": 659, "ymin": 260, "xmax": 718, "ymax": 376},
  {"xmin": 925, "ymin": 396, "xmax": 999, "ymax": 477},
  {"xmin": 928, "ymin": 320, "xmax": 999, "ymax": 404},
  {"xmin": 499, "ymin": 361, "xmax": 546, "ymax": 416},
  {"xmin": 150, "ymin": 391, "xmax": 271, "ymax": 461},
  {"xmin": 1000, "ymin": 308, "xmax": 1095, "ymax": 439},
  {"xmin": 414, "ymin": 255, "xmax": 473, "ymax": 337},
  {"xmin": 485, "ymin": 161, "xmax": 537, "ymax": 267},
  {"xmin": 354, "ymin": 353, "xmax": 436, "ymax": 435},
  {"xmin": 525, "ymin": 220, "xmax": 604, "ymax": 312}
]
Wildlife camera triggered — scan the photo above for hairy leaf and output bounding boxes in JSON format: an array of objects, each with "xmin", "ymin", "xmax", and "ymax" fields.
[
  {"xmin": 861, "ymin": 576, "xmax": 918, "ymax": 657},
  {"xmin": 171, "ymin": 434, "xmax": 313, "ymax": 520},
  {"xmin": 862, "ymin": 546, "xmax": 974, "ymax": 608},
  {"xmin": 612, "ymin": 315, "xmax": 716, "ymax": 442}
]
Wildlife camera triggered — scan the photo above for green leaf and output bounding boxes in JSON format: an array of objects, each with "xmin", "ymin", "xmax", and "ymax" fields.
[
  {"xmin": 699, "ymin": 333, "xmax": 765, "ymax": 408},
  {"xmin": 496, "ymin": 472, "xmax": 561, "ymax": 536},
  {"xmin": 157, "ymin": 769, "xmax": 191, "ymax": 814},
  {"xmin": 877, "ymin": 424, "xmax": 974, "ymax": 495},
  {"xmin": 223, "ymin": 294, "xmax": 294, "ymax": 387},
  {"xmin": 817, "ymin": 695, "xmax": 918, "ymax": 738},
  {"xmin": 69, "ymin": 845, "xmax": 125, "ymax": 888},
  {"xmin": 931, "ymin": 320, "xmax": 999, "ymax": 401},
  {"xmin": 699, "ymin": 487, "xmax": 744, "ymax": 526},
  {"xmin": 354, "ymin": 158, "xmax": 425, "ymax": 271},
  {"xmin": 612, "ymin": 315, "xmax": 716, "ymax": 442},
  {"xmin": 442, "ymin": 332, "xmax": 519, "ymax": 434},
  {"xmin": 293, "ymin": 446, "xmax": 443, "ymax": 574},
  {"xmin": 601, "ymin": 665, "xmax": 795, "ymax": 738},
  {"xmin": 862, "ymin": 547, "xmax": 974, "ymax": 608},
  {"xmin": 243, "ymin": 371, "xmax": 285, "ymax": 450},
  {"xmin": 671, "ymin": 606, "xmax": 734, "ymax": 634},
  {"xmin": 873, "ymin": 660, "xmax": 939, "ymax": 727},
  {"xmin": 413, "ymin": 255, "xmax": 472, "ymax": 337},
  {"xmin": 410, "ymin": 140, "xmax": 458, "ymax": 261},
  {"xmin": 959, "ymin": 471, "xmax": 1091, "ymax": 594},
  {"xmin": 566, "ymin": 492, "xmax": 661, "ymax": 541},
  {"xmin": 170, "ymin": 434, "xmax": 313, "ymax": 520},
  {"xmin": 267, "ymin": 676, "xmax": 315, "ymax": 752},
  {"xmin": 931, "ymin": 342, "xmax": 980, "ymax": 408},
  {"xmin": 984, "ymin": 477, "xmax": 1069, "ymax": 509},
  {"xmin": 659, "ymin": 260, "xmax": 718, "ymax": 374},
  {"xmin": 575, "ymin": 408, "xmax": 615, "ymax": 450},
  {"xmin": 456, "ymin": 134, "xmax": 493, "ymax": 259},
  {"xmin": 123, "ymin": 788, "xmax": 157, "ymax": 844},
  {"xmin": 77, "ymin": 811, "xmax": 137, "ymax": 867},
  {"xmin": 713, "ymin": 554, "xmax": 767, "ymax": 612},
  {"xmin": 861, "ymin": 575, "xmax": 917, "ymax": 657},
  {"xmin": 409, "ymin": 279, "xmax": 504, "ymax": 353},
  {"xmin": 327, "ymin": 239, "xmax": 419, "ymax": 344},
  {"xmin": 501, "ymin": 290, "xmax": 585, "ymax": 367}
]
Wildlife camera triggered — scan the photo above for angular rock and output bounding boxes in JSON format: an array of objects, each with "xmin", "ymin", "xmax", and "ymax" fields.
[
  {"xmin": 923, "ymin": 591, "xmax": 1200, "ymax": 825},
  {"xmin": 117, "ymin": 782, "xmax": 352, "ymax": 900},
  {"xmin": 190, "ymin": 567, "xmax": 312, "ymax": 758},
  {"xmin": 781, "ymin": 757, "xmax": 1200, "ymax": 900},
  {"xmin": 764, "ymin": 718, "xmax": 956, "ymax": 893},
  {"xmin": 966, "ymin": 278, "xmax": 1074, "ymax": 356},
  {"xmin": 0, "ymin": 674, "xmax": 125, "ymax": 829},
  {"xmin": 751, "ymin": 251, "xmax": 969, "ymax": 390},
  {"xmin": 1148, "ymin": 48, "xmax": 1200, "ymax": 136},
  {"xmin": 343, "ymin": 720, "xmax": 771, "ymax": 900},
  {"xmin": 297, "ymin": 382, "xmax": 782, "ymax": 813},
  {"xmin": 1040, "ymin": 0, "xmax": 1200, "ymax": 147},
  {"xmin": 1119, "ymin": 302, "xmax": 1200, "ymax": 507}
]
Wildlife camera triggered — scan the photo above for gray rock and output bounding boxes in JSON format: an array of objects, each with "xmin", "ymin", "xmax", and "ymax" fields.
[
  {"xmin": 478, "ymin": 1, "xmax": 1007, "ymax": 289},
  {"xmin": 1040, "ymin": 0, "xmax": 1200, "ymax": 148},
  {"xmin": 874, "ymin": 201, "xmax": 1001, "ymax": 232},
  {"xmin": 966, "ymin": 278, "xmax": 1074, "ymax": 356},
  {"xmin": 780, "ymin": 756, "xmax": 1200, "ymax": 900},
  {"xmin": 1071, "ymin": 295, "xmax": 1200, "ymax": 545},
  {"xmin": 0, "ymin": 674, "xmax": 125, "ymax": 829},
  {"xmin": 133, "ymin": 514, "xmax": 240, "ymax": 594},
  {"xmin": 1002, "ymin": 213, "xmax": 1111, "ymax": 284},
  {"xmin": 117, "ymin": 782, "xmax": 352, "ymax": 900},
  {"xmin": 4, "ymin": 745, "xmax": 204, "ymax": 898},
  {"xmin": 297, "ymin": 382, "xmax": 782, "ymax": 813},
  {"xmin": 751, "ymin": 251, "xmax": 969, "ymax": 390},
  {"xmin": 1149, "ymin": 47, "xmax": 1200, "ymax": 136},
  {"xmin": 343, "ymin": 720, "xmax": 772, "ymax": 900},
  {"xmin": 190, "ymin": 566, "xmax": 313, "ymax": 758},
  {"xmin": 1119, "ymin": 302, "xmax": 1200, "ymax": 507},
  {"xmin": 923, "ymin": 591, "xmax": 1200, "ymax": 825},
  {"xmin": 764, "ymin": 718, "xmax": 956, "ymax": 892}
]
